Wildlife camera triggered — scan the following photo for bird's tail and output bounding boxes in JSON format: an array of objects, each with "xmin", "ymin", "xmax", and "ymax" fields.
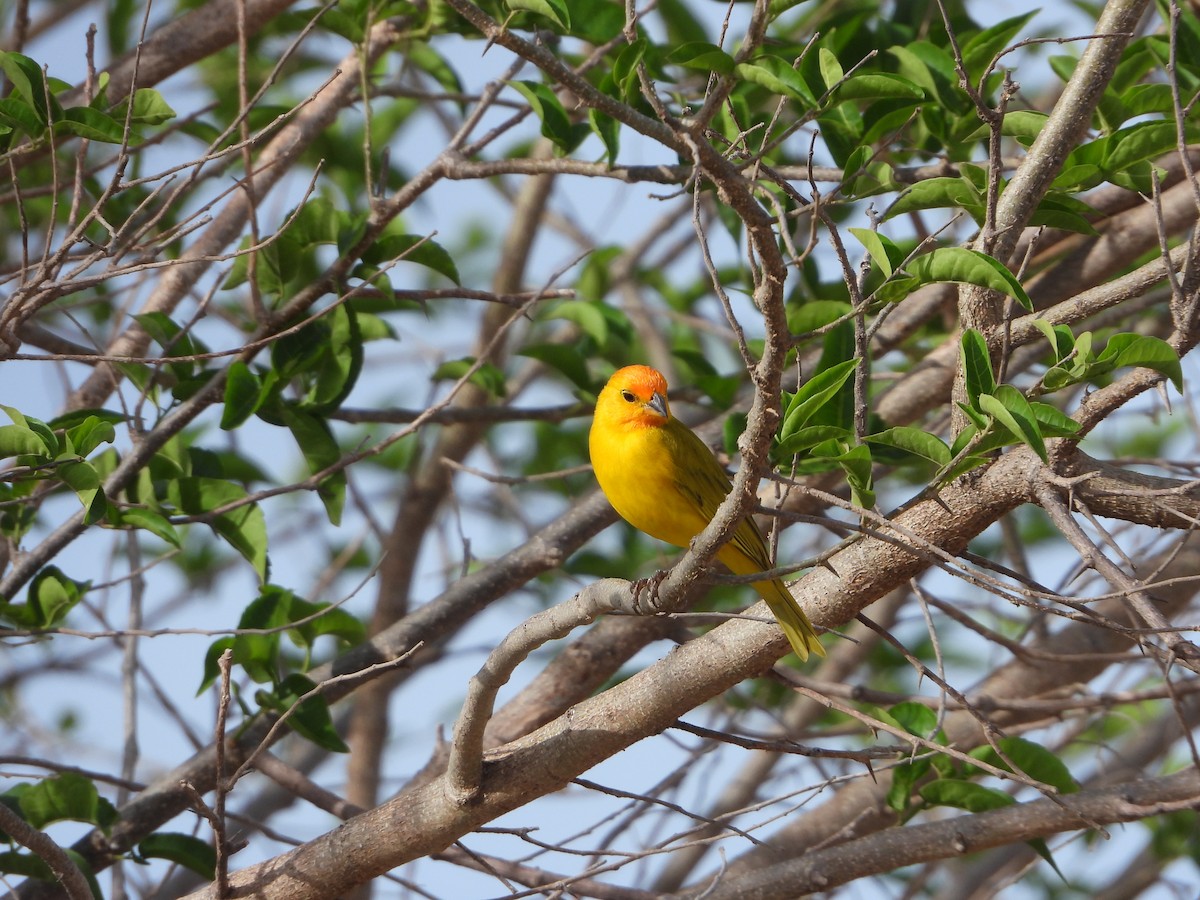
[{"xmin": 754, "ymin": 578, "xmax": 826, "ymax": 661}]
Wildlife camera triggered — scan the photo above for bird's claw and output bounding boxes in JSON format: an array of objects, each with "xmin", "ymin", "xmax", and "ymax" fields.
[{"xmin": 630, "ymin": 569, "xmax": 670, "ymax": 615}]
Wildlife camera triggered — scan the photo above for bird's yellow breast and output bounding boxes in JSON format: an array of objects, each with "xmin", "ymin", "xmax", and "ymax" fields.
[{"xmin": 589, "ymin": 418, "xmax": 709, "ymax": 549}]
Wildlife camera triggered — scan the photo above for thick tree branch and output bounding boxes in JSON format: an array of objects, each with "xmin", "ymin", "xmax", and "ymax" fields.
[
  {"xmin": 685, "ymin": 768, "xmax": 1200, "ymax": 899},
  {"xmin": 709, "ymin": 534, "xmax": 1200, "ymax": 883},
  {"xmin": 1061, "ymin": 450, "xmax": 1200, "ymax": 528},
  {"xmin": 991, "ymin": 0, "xmax": 1150, "ymax": 264},
  {"xmin": 179, "ymin": 446, "xmax": 1043, "ymax": 899}
]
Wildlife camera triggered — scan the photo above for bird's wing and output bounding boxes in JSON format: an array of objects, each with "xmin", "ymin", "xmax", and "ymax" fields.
[{"xmin": 666, "ymin": 426, "xmax": 774, "ymax": 573}]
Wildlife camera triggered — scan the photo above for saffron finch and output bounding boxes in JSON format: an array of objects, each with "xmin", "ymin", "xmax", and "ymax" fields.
[{"xmin": 589, "ymin": 365, "xmax": 825, "ymax": 660}]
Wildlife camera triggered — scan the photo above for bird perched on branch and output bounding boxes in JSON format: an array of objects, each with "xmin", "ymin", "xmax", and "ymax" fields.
[{"xmin": 589, "ymin": 364, "xmax": 825, "ymax": 661}]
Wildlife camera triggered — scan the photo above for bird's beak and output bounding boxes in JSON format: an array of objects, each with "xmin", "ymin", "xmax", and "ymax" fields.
[{"xmin": 647, "ymin": 391, "xmax": 668, "ymax": 419}]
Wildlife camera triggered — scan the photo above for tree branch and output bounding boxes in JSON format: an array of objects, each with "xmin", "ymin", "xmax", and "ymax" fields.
[{"xmin": 685, "ymin": 768, "xmax": 1200, "ymax": 899}]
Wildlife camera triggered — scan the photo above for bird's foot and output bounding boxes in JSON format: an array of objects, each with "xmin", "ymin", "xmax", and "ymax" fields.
[{"xmin": 630, "ymin": 569, "xmax": 670, "ymax": 615}]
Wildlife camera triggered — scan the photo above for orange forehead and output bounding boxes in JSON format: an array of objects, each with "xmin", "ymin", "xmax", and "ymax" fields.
[{"xmin": 609, "ymin": 365, "xmax": 668, "ymax": 397}]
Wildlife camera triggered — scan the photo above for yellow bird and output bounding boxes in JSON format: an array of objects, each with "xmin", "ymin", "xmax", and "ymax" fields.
[{"xmin": 589, "ymin": 364, "xmax": 825, "ymax": 661}]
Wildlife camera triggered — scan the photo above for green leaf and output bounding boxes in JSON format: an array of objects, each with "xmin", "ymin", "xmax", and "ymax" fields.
[
  {"xmin": 691, "ymin": 373, "xmax": 738, "ymax": 410},
  {"xmin": 848, "ymin": 227, "xmax": 904, "ymax": 279},
  {"xmin": 547, "ymin": 299, "xmax": 611, "ymax": 345},
  {"xmin": 1030, "ymin": 191, "xmax": 1100, "ymax": 234},
  {"xmin": 836, "ymin": 443, "xmax": 875, "ymax": 508},
  {"xmin": 722, "ymin": 412, "xmax": 747, "ymax": 457},
  {"xmin": 269, "ymin": 305, "xmax": 362, "ymax": 415},
  {"xmin": 352, "ymin": 311, "xmax": 396, "ymax": 343},
  {"xmin": 979, "ymin": 391, "xmax": 1043, "ymax": 461},
  {"xmin": 0, "ymin": 96, "xmax": 47, "ymax": 137},
  {"xmin": 818, "ymin": 47, "xmax": 843, "ymax": 90},
  {"xmin": 310, "ymin": 305, "xmax": 361, "ymax": 412},
  {"xmin": 403, "ymin": 40, "xmax": 463, "ymax": 97},
  {"xmin": 1042, "ymin": 329, "xmax": 1094, "ymax": 390},
  {"xmin": 432, "ymin": 357, "xmax": 507, "ymax": 399},
  {"xmin": 1054, "ymin": 121, "xmax": 1200, "ymax": 192},
  {"xmin": 0, "ymin": 482, "xmax": 37, "ymax": 546},
  {"xmin": 961, "ymin": 11, "xmax": 1038, "ymax": 81},
  {"xmin": 869, "ymin": 705, "xmax": 905, "ymax": 734},
  {"xmin": 611, "ymin": 39, "xmax": 649, "ymax": 104},
  {"xmin": 956, "ymin": 403, "xmax": 990, "ymax": 433},
  {"xmin": 887, "ymin": 757, "xmax": 931, "ymax": 812},
  {"xmin": 1119, "ymin": 83, "xmax": 1175, "ymax": 117},
  {"xmin": 1103, "ymin": 121, "xmax": 1200, "ymax": 177},
  {"xmin": 18, "ymin": 773, "xmax": 117, "ymax": 831},
  {"xmin": 109, "ymin": 507, "xmax": 181, "ymax": 548},
  {"xmin": 841, "ymin": 150, "xmax": 901, "ymax": 199},
  {"xmin": 137, "ymin": 833, "xmax": 216, "ymax": 880},
  {"xmin": 280, "ymin": 405, "xmax": 345, "ymax": 526},
  {"xmin": 1051, "ymin": 162, "xmax": 1104, "ymax": 193},
  {"xmin": 1097, "ymin": 333, "xmax": 1183, "ymax": 392},
  {"xmin": 1029, "ymin": 402, "xmax": 1080, "ymax": 438},
  {"xmin": 788, "ymin": 299, "xmax": 851, "ymax": 337},
  {"xmin": 221, "ymin": 361, "xmax": 263, "ymax": 430},
  {"xmin": 0, "ymin": 52, "xmax": 52, "ymax": 124},
  {"xmin": 960, "ymin": 329, "xmax": 995, "ymax": 408},
  {"xmin": 565, "ymin": 0, "xmax": 624, "ymax": 42},
  {"xmin": 227, "ymin": 586, "xmax": 298, "ymax": 683},
  {"xmin": 122, "ymin": 88, "xmax": 176, "ymax": 125},
  {"xmin": 510, "ymin": 80, "xmax": 590, "ymax": 154},
  {"xmin": 766, "ymin": 0, "xmax": 810, "ymax": 18},
  {"xmin": 48, "ymin": 408, "xmax": 125, "ymax": 431},
  {"xmin": 519, "ymin": 343, "xmax": 591, "ymax": 390},
  {"xmin": 365, "ymin": 232, "xmax": 460, "ymax": 284},
  {"xmin": 979, "ymin": 386, "xmax": 1046, "ymax": 460},
  {"xmin": 1, "ymin": 406, "xmax": 58, "ymax": 455},
  {"xmin": 589, "ymin": 108, "xmax": 620, "ymax": 164},
  {"xmin": 56, "ymin": 458, "xmax": 107, "ymax": 524},
  {"xmin": 864, "ymin": 427, "xmax": 951, "ymax": 466},
  {"xmin": 1147, "ymin": 809, "xmax": 1200, "ymax": 861},
  {"xmin": 8, "ymin": 567, "xmax": 88, "ymax": 628},
  {"xmin": 272, "ymin": 674, "xmax": 349, "ymax": 752},
  {"xmin": 666, "ymin": 42, "xmax": 735, "ymax": 76},
  {"xmin": 835, "ymin": 73, "xmax": 925, "ymax": 102},
  {"xmin": 507, "ymin": 0, "xmax": 570, "ymax": 30},
  {"xmin": 575, "ymin": 245, "xmax": 622, "ymax": 303},
  {"xmin": 953, "ymin": 112, "xmax": 1047, "ymax": 149},
  {"xmin": 780, "ymin": 360, "xmax": 859, "ymax": 438},
  {"xmin": 920, "ymin": 779, "xmax": 1014, "ymax": 813},
  {"xmin": 289, "ymin": 195, "xmax": 345, "ymax": 248},
  {"xmin": 906, "ymin": 248, "xmax": 1032, "ymax": 311},
  {"xmin": 892, "ymin": 39, "xmax": 955, "ymax": 103},
  {"xmin": 889, "ymin": 701, "xmax": 938, "ymax": 738},
  {"xmin": 968, "ymin": 737, "xmax": 1079, "ymax": 794},
  {"xmin": 54, "ymin": 106, "xmax": 124, "ymax": 143},
  {"xmin": 134, "ymin": 311, "xmax": 207, "ymax": 378},
  {"xmin": 271, "ymin": 318, "xmax": 335, "ymax": 382},
  {"xmin": 198, "ymin": 637, "xmax": 235, "ymax": 693},
  {"xmin": 885, "ymin": 177, "xmax": 982, "ymax": 221},
  {"xmin": 0, "ymin": 424, "xmax": 49, "ymax": 458},
  {"xmin": 169, "ymin": 478, "xmax": 269, "ymax": 582},
  {"xmin": 1000, "ymin": 110, "xmax": 1048, "ymax": 145},
  {"xmin": 775, "ymin": 424, "xmax": 853, "ymax": 457},
  {"xmin": 66, "ymin": 416, "xmax": 116, "ymax": 458},
  {"xmin": 1032, "ymin": 319, "xmax": 1076, "ymax": 364},
  {"xmin": 735, "ymin": 57, "xmax": 817, "ymax": 107},
  {"xmin": 284, "ymin": 596, "xmax": 366, "ymax": 648}
]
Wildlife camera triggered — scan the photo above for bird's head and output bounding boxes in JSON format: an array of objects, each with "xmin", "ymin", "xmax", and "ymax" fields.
[{"xmin": 598, "ymin": 365, "xmax": 671, "ymax": 428}]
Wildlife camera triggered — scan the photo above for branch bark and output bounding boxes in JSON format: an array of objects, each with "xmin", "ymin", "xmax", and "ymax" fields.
[
  {"xmin": 684, "ymin": 768, "xmax": 1200, "ymax": 899},
  {"xmin": 179, "ymin": 443, "xmax": 1043, "ymax": 899}
]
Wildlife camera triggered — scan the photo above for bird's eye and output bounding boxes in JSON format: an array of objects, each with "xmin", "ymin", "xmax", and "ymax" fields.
[{"xmin": 620, "ymin": 390, "xmax": 636, "ymax": 403}]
